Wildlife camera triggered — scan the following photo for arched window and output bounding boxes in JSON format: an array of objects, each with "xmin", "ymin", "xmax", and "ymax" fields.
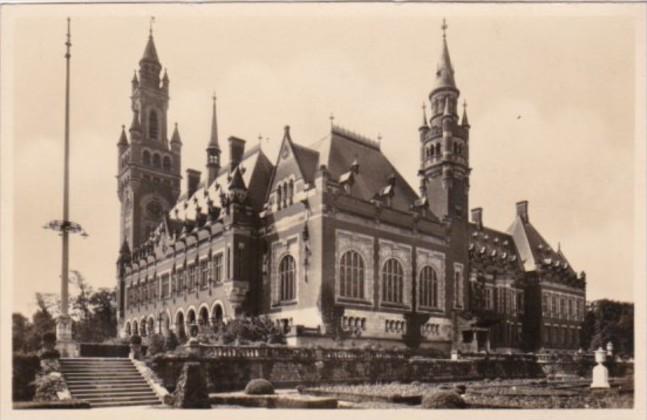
[
  {"xmin": 282, "ymin": 183, "xmax": 288, "ymax": 209},
  {"xmin": 419, "ymin": 266, "xmax": 438, "ymax": 308},
  {"xmin": 382, "ymin": 258, "xmax": 404, "ymax": 304},
  {"xmin": 148, "ymin": 109, "xmax": 159, "ymax": 140},
  {"xmin": 435, "ymin": 143, "xmax": 441, "ymax": 156},
  {"xmin": 142, "ymin": 150, "xmax": 151, "ymax": 165},
  {"xmin": 279, "ymin": 255, "xmax": 296, "ymax": 301},
  {"xmin": 429, "ymin": 145, "xmax": 435, "ymax": 158},
  {"xmin": 339, "ymin": 250, "xmax": 365, "ymax": 299},
  {"xmin": 153, "ymin": 153, "xmax": 161, "ymax": 168},
  {"xmin": 288, "ymin": 179, "xmax": 294, "ymax": 205},
  {"xmin": 163, "ymin": 156, "xmax": 171, "ymax": 171},
  {"xmin": 276, "ymin": 185, "xmax": 283, "ymax": 210}
]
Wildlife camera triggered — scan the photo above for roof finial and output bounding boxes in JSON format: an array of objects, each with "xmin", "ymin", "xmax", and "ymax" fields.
[
  {"xmin": 149, "ymin": 16, "xmax": 155, "ymax": 37},
  {"xmin": 208, "ymin": 92, "xmax": 220, "ymax": 150},
  {"xmin": 377, "ymin": 133, "xmax": 382, "ymax": 146},
  {"xmin": 329, "ymin": 113, "xmax": 335, "ymax": 129},
  {"xmin": 441, "ymin": 18, "xmax": 448, "ymax": 39},
  {"xmin": 422, "ymin": 102, "xmax": 428, "ymax": 127}
]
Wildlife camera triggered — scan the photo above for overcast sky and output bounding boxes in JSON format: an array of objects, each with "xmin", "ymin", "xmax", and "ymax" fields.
[{"xmin": 2, "ymin": 4, "xmax": 642, "ymax": 316}]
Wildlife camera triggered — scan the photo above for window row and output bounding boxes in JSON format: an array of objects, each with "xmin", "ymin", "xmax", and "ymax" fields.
[
  {"xmin": 275, "ymin": 179, "xmax": 294, "ymax": 211},
  {"xmin": 484, "ymin": 286, "xmax": 525, "ymax": 315},
  {"xmin": 126, "ymin": 254, "xmax": 224, "ymax": 309},
  {"xmin": 142, "ymin": 150, "xmax": 172, "ymax": 171},
  {"xmin": 541, "ymin": 292, "xmax": 584, "ymax": 321},
  {"xmin": 544, "ymin": 325, "xmax": 580, "ymax": 348}
]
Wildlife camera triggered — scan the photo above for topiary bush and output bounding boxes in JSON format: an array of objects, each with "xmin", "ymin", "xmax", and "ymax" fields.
[
  {"xmin": 244, "ymin": 378, "xmax": 275, "ymax": 395},
  {"xmin": 421, "ymin": 391, "xmax": 466, "ymax": 409}
]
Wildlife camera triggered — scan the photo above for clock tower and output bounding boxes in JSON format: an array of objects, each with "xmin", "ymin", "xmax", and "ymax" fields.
[{"xmin": 116, "ymin": 28, "xmax": 182, "ymax": 252}]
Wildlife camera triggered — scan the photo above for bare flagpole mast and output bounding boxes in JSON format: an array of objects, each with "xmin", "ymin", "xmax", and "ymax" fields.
[
  {"xmin": 61, "ymin": 17, "xmax": 71, "ymax": 318},
  {"xmin": 43, "ymin": 18, "xmax": 87, "ymax": 356}
]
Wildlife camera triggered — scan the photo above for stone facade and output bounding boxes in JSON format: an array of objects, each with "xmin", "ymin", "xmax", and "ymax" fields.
[{"xmin": 115, "ymin": 23, "xmax": 586, "ymax": 353}]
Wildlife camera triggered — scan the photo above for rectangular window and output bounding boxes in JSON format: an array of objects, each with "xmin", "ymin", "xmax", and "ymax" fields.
[
  {"xmin": 453, "ymin": 264, "xmax": 463, "ymax": 309},
  {"xmin": 212, "ymin": 253, "xmax": 223, "ymax": 284},
  {"xmin": 161, "ymin": 275, "xmax": 169, "ymax": 299},
  {"xmin": 177, "ymin": 269, "xmax": 185, "ymax": 294},
  {"xmin": 551, "ymin": 295, "xmax": 557, "ymax": 318},
  {"xmin": 200, "ymin": 259, "xmax": 209, "ymax": 289},
  {"xmin": 518, "ymin": 291, "xmax": 524, "ymax": 314},
  {"xmin": 542, "ymin": 293, "xmax": 548, "ymax": 316},
  {"xmin": 227, "ymin": 246, "xmax": 231, "ymax": 280},
  {"xmin": 485, "ymin": 287, "xmax": 492, "ymax": 310}
]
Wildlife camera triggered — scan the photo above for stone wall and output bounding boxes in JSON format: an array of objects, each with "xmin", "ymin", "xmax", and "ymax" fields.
[{"xmin": 147, "ymin": 346, "xmax": 545, "ymax": 393}]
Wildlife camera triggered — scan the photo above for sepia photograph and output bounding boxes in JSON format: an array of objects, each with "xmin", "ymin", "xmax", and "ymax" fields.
[{"xmin": 0, "ymin": 2, "xmax": 645, "ymax": 417}]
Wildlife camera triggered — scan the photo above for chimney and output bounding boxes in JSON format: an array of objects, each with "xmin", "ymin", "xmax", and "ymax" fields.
[
  {"xmin": 471, "ymin": 207, "xmax": 483, "ymax": 229},
  {"xmin": 228, "ymin": 136, "xmax": 246, "ymax": 172},
  {"xmin": 516, "ymin": 200, "xmax": 529, "ymax": 223},
  {"xmin": 186, "ymin": 169, "xmax": 201, "ymax": 198}
]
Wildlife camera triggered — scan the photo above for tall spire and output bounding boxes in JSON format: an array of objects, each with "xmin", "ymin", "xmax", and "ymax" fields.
[
  {"xmin": 209, "ymin": 93, "xmax": 220, "ymax": 151},
  {"xmin": 432, "ymin": 18, "xmax": 457, "ymax": 92},
  {"xmin": 419, "ymin": 102, "xmax": 429, "ymax": 131},
  {"xmin": 141, "ymin": 17, "xmax": 159, "ymax": 64}
]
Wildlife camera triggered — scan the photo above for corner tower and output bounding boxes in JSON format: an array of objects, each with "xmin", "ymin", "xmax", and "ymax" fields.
[
  {"xmin": 117, "ymin": 27, "xmax": 181, "ymax": 251},
  {"xmin": 419, "ymin": 20, "xmax": 471, "ymax": 222}
]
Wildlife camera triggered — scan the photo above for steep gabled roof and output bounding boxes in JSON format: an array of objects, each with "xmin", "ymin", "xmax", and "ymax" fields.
[
  {"xmin": 469, "ymin": 223, "xmax": 524, "ymax": 274},
  {"xmin": 507, "ymin": 214, "xmax": 575, "ymax": 275},
  {"xmin": 169, "ymin": 145, "xmax": 271, "ymax": 220},
  {"xmin": 310, "ymin": 126, "xmax": 431, "ymax": 218}
]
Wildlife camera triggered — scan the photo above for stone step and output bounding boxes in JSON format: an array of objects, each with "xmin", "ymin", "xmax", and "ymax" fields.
[
  {"xmin": 68, "ymin": 385, "xmax": 153, "ymax": 393},
  {"xmin": 90, "ymin": 399, "xmax": 162, "ymax": 408},
  {"xmin": 80, "ymin": 394, "xmax": 161, "ymax": 404},
  {"xmin": 72, "ymin": 389, "xmax": 158, "ymax": 398},
  {"xmin": 63, "ymin": 369, "xmax": 139, "ymax": 374},
  {"xmin": 66, "ymin": 379, "xmax": 148, "ymax": 386},
  {"xmin": 64, "ymin": 372, "xmax": 142, "ymax": 378}
]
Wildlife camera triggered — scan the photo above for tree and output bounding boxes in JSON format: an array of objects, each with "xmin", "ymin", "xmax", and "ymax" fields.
[
  {"xmin": 580, "ymin": 299, "xmax": 634, "ymax": 356},
  {"xmin": 12, "ymin": 313, "xmax": 32, "ymax": 352}
]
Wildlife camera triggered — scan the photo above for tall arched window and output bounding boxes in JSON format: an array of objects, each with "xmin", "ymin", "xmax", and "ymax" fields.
[
  {"xmin": 276, "ymin": 186, "xmax": 283, "ymax": 210},
  {"xmin": 435, "ymin": 143, "xmax": 441, "ymax": 156},
  {"xmin": 382, "ymin": 258, "xmax": 404, "ymax": 304},
  {"xmin": 163, "ymin": 156, "xmax": 171, "ymax": 171},
  {"xmin": 142, "ymin": 150, "xmax": 151, "ymax": 166},
  {"xmin": 149, "ymin": 109, "xmax": 159, "ymax": 140},
  {"xmin": 339, "ymin": 250, "xmax": 365, "ymax": 299},
  {"xmin": 419, "ymin": 266, "xmax": 438, "ymax": 308},
  {"xmin": 153, "ymin": 153, "xmax": 161, "ymax": 168},
  {"xmin": 279, "ymin": 255, "xmax": 296, "ymax": 301},
  {"xmin": 288, "ymin": 179, "xmax": 294, "ymax": 205},
  {"xmin": 282, "ymin": 183, "xmax": 288, "ymax": 208}
]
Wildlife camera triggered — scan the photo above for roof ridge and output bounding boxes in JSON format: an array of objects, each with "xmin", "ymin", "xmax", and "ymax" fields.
[{"xmin": 332, "ymin": 124, "xmax": 381, "ymax": 150}]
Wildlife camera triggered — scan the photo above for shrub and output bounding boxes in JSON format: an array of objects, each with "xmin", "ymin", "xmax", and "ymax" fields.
[
  {"xmin": 244, "ymin": 378, "xmax": 275, "ymax": 395},
  {"xmin": 164, "ymin": 331, "xmax": 179, "ymax": 351},
  {"xmin": 421, "ymin": 391, "xmax": 466, "ymax": 409},
  {"xmin": 454, "ymin": 384, "xmax": 467, "ymax": 395},
  {"xmin": 130, "ymin": 335, "xmax": 142, "ymax": 345},
  {"xmin": 13, "ymin": 352, "xmax": 40, "ymax": 401},
  {"xmin": 296, "ymin": 384, "xmax": 306, "ymax": 394},
  {"xmin": 146, "ymin": 334, "xmax": 165, "ymax": 356},
  {"xmin": 33, "ymin": 372, "xmax": 67, "ymax": 402},
  {"xmin": 42, "ymin": 333, "xmax": 57, "ymax": 348}
]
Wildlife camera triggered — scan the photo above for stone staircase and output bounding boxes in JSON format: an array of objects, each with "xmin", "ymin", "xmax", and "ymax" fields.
[{"xmin": 60, "ymin": 357, "xmax": 161, "ymax": 408}]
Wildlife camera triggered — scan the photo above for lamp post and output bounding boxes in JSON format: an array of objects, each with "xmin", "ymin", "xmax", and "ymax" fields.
[{"xmin": 43, "ymin": 18, "xmax": 87, "ymax": 357}]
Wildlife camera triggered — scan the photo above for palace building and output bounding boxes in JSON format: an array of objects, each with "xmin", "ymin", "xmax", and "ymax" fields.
[{"xmin": 115, "ymin": 22, "xmax": 586, "ymax": 353}]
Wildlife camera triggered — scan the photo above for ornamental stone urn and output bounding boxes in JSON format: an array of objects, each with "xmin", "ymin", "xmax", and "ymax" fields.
[{"xmin": 590, "ymin": 347, "xmax": 610, "ymax": 388}]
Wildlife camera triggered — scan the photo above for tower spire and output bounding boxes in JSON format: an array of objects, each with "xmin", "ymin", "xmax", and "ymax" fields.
[
  {"xmin": 206, "ymin": 93, "xmax": 222, "ymax": 185},
  {"xmin": 432, "ymin": 18, "xmax": 457, "ymax": 92},
  {"xmin": 209, "ymin": 93, "xmax": 220, "ymax": 151}
]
